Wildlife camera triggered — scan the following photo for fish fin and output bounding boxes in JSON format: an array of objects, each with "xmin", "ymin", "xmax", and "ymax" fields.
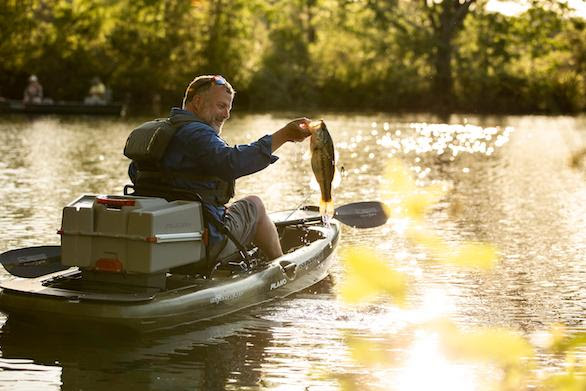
[
  {"xmin": 332, "ymin": 167, "xmax": 341, "ymax": 189},
  {"xmin": 320, "ymin": 199, "xmax": 335, "ymax": 217}
]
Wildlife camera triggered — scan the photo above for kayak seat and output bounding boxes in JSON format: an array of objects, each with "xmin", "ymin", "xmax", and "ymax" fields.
[{"xmin": 124, "ymin": 184, "xmax": 253, "ymax": 276}]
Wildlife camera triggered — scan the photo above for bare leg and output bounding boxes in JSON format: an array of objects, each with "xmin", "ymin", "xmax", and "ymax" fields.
[{"xmin": 244, "ymin": 195, "xmax": 283, "ymax": 260}]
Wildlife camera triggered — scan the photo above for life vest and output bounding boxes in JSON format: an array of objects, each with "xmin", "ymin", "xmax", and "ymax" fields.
[{"xmin": 123, "ymin": 118, "xmax": 235, "ymax": 205}]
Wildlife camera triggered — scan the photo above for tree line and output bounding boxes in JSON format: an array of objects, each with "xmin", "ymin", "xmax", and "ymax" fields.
[{"xmin": 1, "ymin": 0, "xmax": 584, "ymax": 115}]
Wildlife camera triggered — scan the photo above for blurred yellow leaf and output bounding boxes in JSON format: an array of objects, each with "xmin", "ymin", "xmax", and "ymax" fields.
[
  {"xmin": 382, "ymin": 160, "xmax": 445, "ymax": 220},
  {"xmin": 383, "ymin": 159, "xmax": 416, "ymax": 195},
  {"xmin": 406, "ymin": 184, "xmax": 445, "ymax": 220},
  {"xmin": 403, "ymin": 192, "xmax": 433, "ymax": 220},
  {"xmin": 546, "ymin": 324, "xmax": 586, "ymax": 356},
  {"xmin": 548, "ymin": 323, "xmax": 568, "ymax": 352},
  {"xmin": 347, "ymin": 336, "xmax": 390, "ymax": 367},
  {"xmin": 544, "ymin": 361, "xmax": 586, "ymax": 391},
  {"xmin": 407, "ymin": 226, "xmax": 498, "ymax": 270},
  {"xmin": 339, "ymin": 247, "xmax": 407, "ymax": 306},
  {"xmin": 407, "ymin": 225, "xmax": 448, "ymax": 255},
  {"xmin": 338, "ymin": 274, "xmax": 380, "ymax": 304},
  {"xmin": 443, "ymin": 242, "xmax": 499, "ymax": 270},
  {"xmin": 382, "ymin": 158, "xmax": 500, "ymax": 270},
  {"xmin": 432, "ymin": 320, "xmax": 534, "ymax": 366},
  {"xmin": 333, "ymin": 373, "xmax": 386, "ymax": 391},
  {"xmin": 332, "ymin": 374, "xmax": 364, "ymax": 391}
]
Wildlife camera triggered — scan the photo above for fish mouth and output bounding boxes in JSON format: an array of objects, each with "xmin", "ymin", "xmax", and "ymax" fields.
[{"xmin": 308, "ymin": 120, "xmax": 323, "ymax": 131}]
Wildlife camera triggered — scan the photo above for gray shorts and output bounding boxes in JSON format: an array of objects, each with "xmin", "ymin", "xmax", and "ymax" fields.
[{"xmin": 215, "ymin": 198, "xmax": 259, "ymax": 260}]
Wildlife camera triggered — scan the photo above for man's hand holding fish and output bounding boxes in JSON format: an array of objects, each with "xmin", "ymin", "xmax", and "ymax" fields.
[{"xmin": 271, "ymin": 118, "xmax": 312, "ymax": 152}]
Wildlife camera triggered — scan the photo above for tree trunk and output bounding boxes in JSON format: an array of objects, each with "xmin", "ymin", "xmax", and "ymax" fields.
[
  {"xmin": 427, "ymin": 0, "xmax": 475, "ymax": 114},
  {"xmin": 433, "ymin": 35, "xmax": 454, "ymax": 113}
]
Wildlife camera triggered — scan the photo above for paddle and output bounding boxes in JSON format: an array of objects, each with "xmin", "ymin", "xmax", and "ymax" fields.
[
  {"xmin": 0, "ymin": 201, "xmax": 388, "ymax": 279},
  {"xmin": 275, "ymin": 201, "xmax": 388, "ymax": 229},
  {"xmin": 0, "ymin": 245, "xmax": 68, "ymax": 279}
]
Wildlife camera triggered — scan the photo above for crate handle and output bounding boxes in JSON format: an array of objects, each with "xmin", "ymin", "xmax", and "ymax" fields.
[{"xmin": 96, "ymin": 196, "xmax": 136, "ymax": 207}]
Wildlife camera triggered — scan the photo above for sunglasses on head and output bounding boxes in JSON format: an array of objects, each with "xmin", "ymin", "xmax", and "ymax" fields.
[
  {"xmin": 191, "ymin": 75, "xmax": 226, "ymax": 94},
  {"xmin": 210, "ymin": 75, "xmax": 226, "ymax": 85},
  {"xmin": 186, "ymin": 75, "xmax": 229, "ymax": 104}
]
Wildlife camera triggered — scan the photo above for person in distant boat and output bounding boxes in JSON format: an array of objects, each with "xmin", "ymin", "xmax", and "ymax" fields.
[
  {"xmin": 23, "ymin": 75, "xmax": 43, "ymax": 104},
  {"xmin": 127, "ymin": 75, "xmax": 311, "ymax": 265},
  {"xmin": 84, "ymin": 77, "xmax": 107, "ymax": 105}
]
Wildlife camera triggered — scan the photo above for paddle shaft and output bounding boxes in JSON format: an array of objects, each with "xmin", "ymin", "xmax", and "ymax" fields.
[
  {"xmin": 275, "ymin": 201, "xmax": 387, "ymax": 229},
  {"xmin": 274, "ymin": 216, "xmax": 324, "ymax": 228}
]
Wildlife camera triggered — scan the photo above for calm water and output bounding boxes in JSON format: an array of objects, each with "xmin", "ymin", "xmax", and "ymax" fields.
[{"xmin": 0, "ymin": 113, "xmax": 585, "ymax": 390}]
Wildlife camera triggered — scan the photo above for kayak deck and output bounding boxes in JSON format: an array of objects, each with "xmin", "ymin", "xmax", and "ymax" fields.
[{"xmin": 0, "ymin": 209, "xmax": 339, "ymax": 332}]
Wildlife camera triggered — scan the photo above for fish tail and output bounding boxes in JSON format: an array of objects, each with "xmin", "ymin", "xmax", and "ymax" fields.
[{"xmin": 320, "ymin": 199, "xmax": 334, "ymax": 217}]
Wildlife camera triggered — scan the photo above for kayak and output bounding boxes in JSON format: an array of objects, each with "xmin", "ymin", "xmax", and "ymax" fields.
[
  {"xmin": 0, "ymin": 193, "xmax": 386, "ymax": 334},
  {"xmin": 0, "ymin": 99, "xmax": 124, "ymax": 116},
  {"xmin": 0, "ymin": 207, "xmax": 340, "ymax": 333}
]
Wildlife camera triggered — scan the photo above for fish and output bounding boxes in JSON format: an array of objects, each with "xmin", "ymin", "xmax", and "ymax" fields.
[{"xmin": 309, "ymin": 120, "xmax": 335, "ymax": 216}]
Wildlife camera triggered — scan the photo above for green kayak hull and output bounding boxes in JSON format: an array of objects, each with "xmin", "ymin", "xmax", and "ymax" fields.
[{"xmin": 0, "ymin": 210, "xmax": 339, "ymax": 333}]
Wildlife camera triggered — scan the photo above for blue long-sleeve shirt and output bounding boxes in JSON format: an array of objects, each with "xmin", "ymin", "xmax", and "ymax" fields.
[{"xmin": 130, "ymin": 108, "xmax": 279, "ymax": 249}]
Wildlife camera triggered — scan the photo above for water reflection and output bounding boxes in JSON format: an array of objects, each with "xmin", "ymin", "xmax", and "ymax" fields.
[
  {"xmin": 0, "ymin": 314, "xmax": 275, "ymax": 390},
  {"xmin": 0, "ymin": 114, "xmax": 585, "ymax": 389}
]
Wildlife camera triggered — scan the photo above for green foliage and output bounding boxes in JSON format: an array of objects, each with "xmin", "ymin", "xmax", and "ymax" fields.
[
  {"xmin": 0, "ymin": 0, "xmax": 584, "ymax": 113},
  {"xmin": 106, "ymin": 1, "xmax": 194, "ymax": 105},
  {"xmin": 456, "ymin": 9, "xmax": 523, "ymax": 112},
  {"xmin": 246, "ymin": 0, "xmax": 319, "ymax": 110},
  {"xmin": 457, "ymin": 3, "xmax": 585, "ymax": 113}
]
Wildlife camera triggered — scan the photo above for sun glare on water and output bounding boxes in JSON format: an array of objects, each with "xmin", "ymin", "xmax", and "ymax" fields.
[{"xmin": 395, "ymin": 333, "xmax": 479, "ymax": 391}]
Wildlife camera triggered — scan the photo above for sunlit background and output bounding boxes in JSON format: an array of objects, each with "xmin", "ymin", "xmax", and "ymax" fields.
[{"xmin": 488, "ymin": 0, "xmax": 586, "ymax": 17}]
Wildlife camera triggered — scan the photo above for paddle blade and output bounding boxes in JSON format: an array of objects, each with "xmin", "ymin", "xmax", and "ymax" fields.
[
  {"xmin": 0, "ymin": 246, "xmax": 67, "ymax": 278},
  {"xmin": 333, "ymin": 201, "xmax": 388, "ymax": 229}
]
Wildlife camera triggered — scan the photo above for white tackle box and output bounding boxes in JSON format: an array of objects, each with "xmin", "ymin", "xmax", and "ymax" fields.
[{"xmin": 59, "ymin": 195, "xmax": 206, "ymax": 274}]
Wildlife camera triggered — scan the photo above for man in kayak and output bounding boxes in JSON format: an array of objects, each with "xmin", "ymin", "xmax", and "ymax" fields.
[
  {"xmin": 84, "ymin": 77, "xmax": 107, "ymax": 105},
  {"xmin": 23, "ymin": 75, "xmax": 43, "ymax": 104},
  {"xmin": 128, "ymin": 75, "xmax": 311, "ymax": 265}
]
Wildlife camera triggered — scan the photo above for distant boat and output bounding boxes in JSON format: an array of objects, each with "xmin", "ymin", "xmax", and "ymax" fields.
[{"xmin": 0, "ymin": 99, "xmax": 124, "ymax": 116}]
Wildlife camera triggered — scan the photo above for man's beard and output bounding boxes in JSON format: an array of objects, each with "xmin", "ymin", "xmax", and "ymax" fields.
[
  {"xmin": 214, "ymin": 120, "xmax": 225, "ymax": 133},
  {"xmin": 213, "ymin": 120, "xmax": 226, "ymax": 134}
]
